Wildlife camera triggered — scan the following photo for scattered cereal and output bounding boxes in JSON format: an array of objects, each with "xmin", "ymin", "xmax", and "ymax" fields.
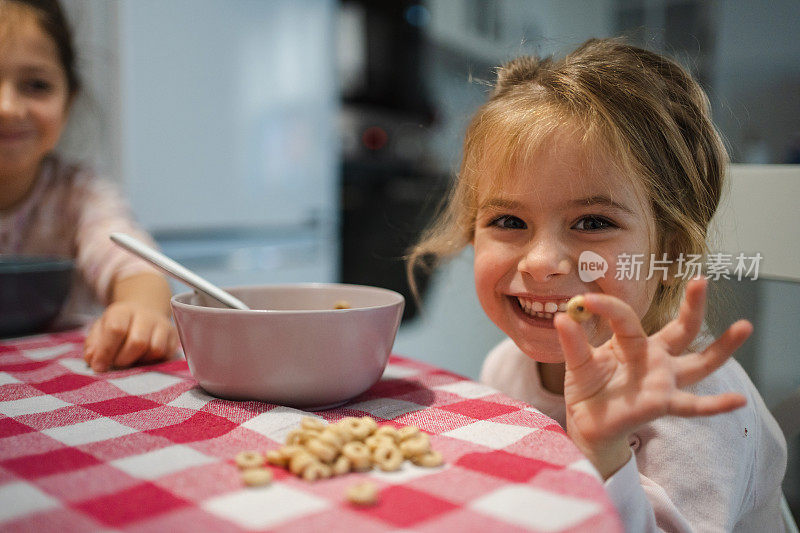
[
  {"xmin": 346, "ymin": 481, "xmax": 379, "ymax": 506},
  {"xmin": 235, "ymin": 451, "xmax": 265, "ymax": 470},
  {"xmin": 397, "ymin": 425, "xmax": 420, "ymax": 441},
  {"xmin": 302, "ymin": 461, "xmax": 332, "ymax": 481},
  {"xmin": 374, "ymin": 425, "xmax": 401, "ymax": 442},
  {"xmin": 332, "ymin": 455, "xmax": 352, "ymax": 475},
  {"xmin": 333, "ymin": 300, "xmax": 351, "ymax": 310},
  {"xmin": 373, "ymin": 445, "xmax": 403, "ymax": 471},
  {"xmin": 400, "ymin": 433, "xmax": 430, "ymax": 459},
  {"xmin": 301, "ymin": 416, "xmax": 327, "ymax": 432},
  {"xmin": 307, "ymin": 438, "xmax": 338, "ymax": 463},
  {"xmin": 234, "ymin": 416, "xmax": 444, "ymax": 491},
  {"xmin": 411, "ymin": 450, "xmax": 443, "ymax": 468},
  {"xmin": 289, "ymin": 450, "xmax": 316, "ymax": 476},
  {"xmin": 342, "ymin": 441, "xmax": 372, "ymax": 471},
  {"xmin": 241, "ymin": 467, "xmax": 273, "ymax": 486}
]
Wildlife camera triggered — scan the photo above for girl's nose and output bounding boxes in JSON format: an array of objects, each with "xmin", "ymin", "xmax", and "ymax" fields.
[
  {"xmin": 518, "ymin": 237, "xmax": 572, "ymax": 282},
  {"xmin": 0, "ymin": 83, "xmax": 24, "ymax": 119}
]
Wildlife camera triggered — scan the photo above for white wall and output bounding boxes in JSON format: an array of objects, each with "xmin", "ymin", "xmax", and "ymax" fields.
[
  {"xmin": 59, "ymin": 0, "xmax": 122, "ymax": 181},
  {"xmin": 711, "ymin": 0, "xmax": 800, "ymax": 163},
  {"xmin": 394, "ymin": 249, "xmax": 505, "ymax": 380}
]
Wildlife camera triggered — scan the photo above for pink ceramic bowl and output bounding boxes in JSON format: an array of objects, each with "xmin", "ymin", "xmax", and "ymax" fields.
[{"xmin": 171, "ymin": 283, "xmax": 404, "ymax": 410}]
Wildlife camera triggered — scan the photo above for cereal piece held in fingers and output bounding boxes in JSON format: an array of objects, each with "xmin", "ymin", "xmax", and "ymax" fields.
[
  {"xmin": 241, "ymin": 467, "xmax": 273, "ymax": 486},
  {"xmin": 566, "ymin": 295, "xmax": 592, "ymax": 322},
  {"xmin": 235, "ymin": 451, "xmax": 265, "ymax": 470},
  {"xmin": 346, "ymin": 481, "xmax": 379, "ymax": 506}
]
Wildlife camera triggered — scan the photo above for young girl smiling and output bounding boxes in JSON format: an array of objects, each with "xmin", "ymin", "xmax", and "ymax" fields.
[
  {"xmin": 409, "ymin": 39, "xmax": 786, "ymax": 531},
  {"xmin": 0, "ymin": 0, "xmax": 176, "ymax": 371}
]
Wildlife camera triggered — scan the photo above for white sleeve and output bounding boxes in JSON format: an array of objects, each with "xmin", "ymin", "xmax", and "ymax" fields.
[
  {"xmin": 602, "ymin": 365, "xmax": 782, "ymax": 533},
  {"xmin": 73, "ymin": 175, "xmax": 162, "ymax": 303},
  {"xmin": 604, "ymin": 452, "xmax": 693, "ymax": 532}
]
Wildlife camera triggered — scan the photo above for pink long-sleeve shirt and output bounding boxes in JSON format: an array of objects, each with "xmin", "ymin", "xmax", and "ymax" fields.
[
  {"xmin": 480, "ymin": 337, "xmax": 787, "ymax": 532},
  {"xmin": 0, "ymin": 154, "xmax": 161, "ymax": 320}
]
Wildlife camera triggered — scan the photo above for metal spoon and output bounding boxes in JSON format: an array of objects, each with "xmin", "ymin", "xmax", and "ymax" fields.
[{"xmin": 109, "ymin": 232, "xmax": 250, "ymax": 310}]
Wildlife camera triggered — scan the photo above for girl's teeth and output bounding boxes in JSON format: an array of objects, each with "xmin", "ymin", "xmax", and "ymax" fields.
[{"xmin": 517, "ymin": 298, "xmax": 568, "ymax": 319}]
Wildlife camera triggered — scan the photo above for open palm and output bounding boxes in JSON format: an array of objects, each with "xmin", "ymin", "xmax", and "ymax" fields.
[{"xmin": 552, "ymin": 278, "xmax": 752, "ymax": 477}]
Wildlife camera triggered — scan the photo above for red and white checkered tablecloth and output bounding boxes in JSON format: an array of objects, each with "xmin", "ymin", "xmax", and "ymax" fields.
[{"xmin": 0, "ymin": 329, "xmax": 622, "ymax": 532}]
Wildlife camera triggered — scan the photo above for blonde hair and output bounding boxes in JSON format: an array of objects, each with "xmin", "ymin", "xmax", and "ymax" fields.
[{"xmin": 407, "ymin": 38, "xmax": 728, "ymax": 334}]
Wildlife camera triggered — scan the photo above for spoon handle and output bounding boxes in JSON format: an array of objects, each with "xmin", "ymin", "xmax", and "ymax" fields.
[{"xmin": 109, "ymin": 232, "xmax": 250, "ymax": 310}]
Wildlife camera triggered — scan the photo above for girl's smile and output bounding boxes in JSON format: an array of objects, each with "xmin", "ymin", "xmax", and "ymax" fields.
[
  {"xmin": 507, "ymin": 295, "xmax": 572, "ymax": 329},
  {"xmin": 472, "ymin": 127, "xmax": 661, "ymax": 363}
]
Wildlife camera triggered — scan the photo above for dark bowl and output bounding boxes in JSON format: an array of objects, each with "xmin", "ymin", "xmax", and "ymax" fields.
[{"xmin": 0, "ymin": 255, "xmax": 74, "ymax": 338}]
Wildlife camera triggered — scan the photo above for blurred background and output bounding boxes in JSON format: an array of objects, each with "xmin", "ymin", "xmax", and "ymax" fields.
[{"xmin": 58, "ymin": 0, "xmax": 798, "ymax": 518}]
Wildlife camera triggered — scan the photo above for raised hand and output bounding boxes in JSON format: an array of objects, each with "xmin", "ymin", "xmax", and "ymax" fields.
[{"xmin": 552, "ymin": 277, "xmax": 752, "ymax": 479}]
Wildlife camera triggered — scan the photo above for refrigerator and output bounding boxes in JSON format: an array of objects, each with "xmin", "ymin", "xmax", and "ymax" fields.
[{"xmin": 115, "ymin": 0, "xmax": 339, "ymax": 290}]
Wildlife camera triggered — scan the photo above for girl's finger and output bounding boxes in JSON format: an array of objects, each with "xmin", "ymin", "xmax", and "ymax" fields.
[
  {"xmin": 166, "ymin": 327, "xmax": 179, "ymax": 356},
  {"xmin": 113, "ymin": 315, "xmax": 155, "ymax": 368},
  {"xmin": 656, "ymin": 277, "xmax": 707, "ymax": 356},
  {"xmin": 554, "ymin": 312, "xmax": 592, "ymax": 371},
  {"xmin": 581, "ymin": 293, "xmax": 647, "ymax": 350},
  {"xmin": 83, "ymin": 320, "xmax": 101, "ymax": 365},
  {"xmin": 142, "ymin": 323, "xmax": 172, "ymax": 362},
  {"xmin": 91, "ymin": 309, "xmax": 132, "ymax": 372},
  {"xmin": 667, "ymin": 390, "xmax": 747, "ymax": 417},
  {"xmin": 674, "ymin": 319, "xmax": 753, "ymax": 387}
]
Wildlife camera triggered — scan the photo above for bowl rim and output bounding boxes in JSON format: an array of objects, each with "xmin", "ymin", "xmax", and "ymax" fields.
[
  {"xmin": 170, "ymin": 282, "xmax": 405, "ymax": 314},
  {"xmin": 0, "ymin": 255, "xmax": 74, "ymax": 273}
]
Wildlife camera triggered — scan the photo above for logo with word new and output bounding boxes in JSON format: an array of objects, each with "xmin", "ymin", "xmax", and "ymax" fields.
[{"xmin": 579, "ymin": 251, "xmax": 608, "ymax": 282}]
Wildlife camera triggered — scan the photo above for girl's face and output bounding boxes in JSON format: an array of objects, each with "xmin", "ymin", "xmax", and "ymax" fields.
[
  {"xmin": 472, "ymin": 128, "xmax": 661, "ymax": 363},
  {"xmin": 0, "ymin": 18, "xmax": 70, "ymax": 191}
]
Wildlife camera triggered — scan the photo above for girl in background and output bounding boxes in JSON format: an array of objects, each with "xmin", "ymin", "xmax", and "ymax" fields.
[
  {"xmin": 0, "ymin": 0, "xmax": 177, "ymax": 371},
  {"xmin": 409, "ymin": 38, "xmax": 786, "ymax": 531}
]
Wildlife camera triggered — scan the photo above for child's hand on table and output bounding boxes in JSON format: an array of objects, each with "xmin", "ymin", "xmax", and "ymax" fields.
[
  {"xmin": 553, "ymin": 277, "xmax": 753, "ymax": 479},
  {"xmin": 83, "ymin": 273, "xmax": 178, "ymax": 372}
]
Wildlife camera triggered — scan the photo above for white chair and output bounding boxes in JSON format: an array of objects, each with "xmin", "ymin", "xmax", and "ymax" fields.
[
  {"xmin": 773, "ymin": 388, "xmax": 800, "ymax": 533},
  {"xmin": 783, "ymin": 493, "xmax": 799, "ymax": 533},
  {"xmin": 712, "ymin": 165, "xmax": 800, "ymax": 532}
]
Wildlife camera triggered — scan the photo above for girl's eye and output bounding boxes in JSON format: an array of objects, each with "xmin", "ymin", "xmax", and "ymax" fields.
[
  {"xmin": 490, "ymin": 215, "xmax": 527, "ymax": 230},
  {"xmin": 22, "ymin": 79, "xmax": 53, "ymax": 94},
  {"xmin": 573, "ymin": 216, "xmax": 616, "ymax": 231}
]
